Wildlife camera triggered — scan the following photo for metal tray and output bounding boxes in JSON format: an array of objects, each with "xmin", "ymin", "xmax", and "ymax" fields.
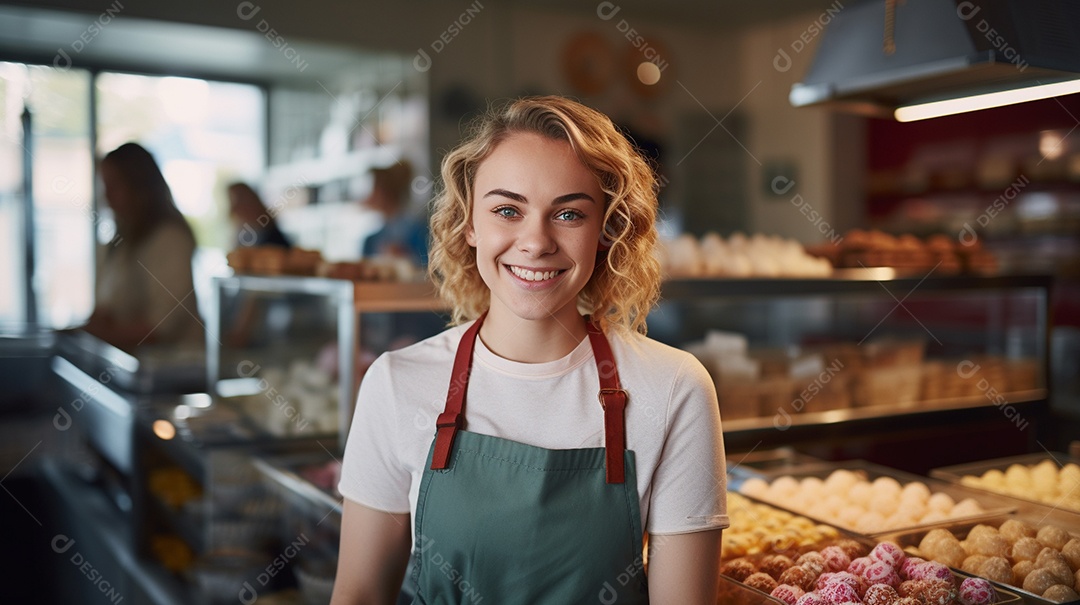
[
  {"xmin": 931, "ymin": 452, "xmax": 1080, "ymax": 515},
  {"xmin": 727, "ymin": 447, "xmax": 825, "ymax": 489},
  {"xmin": 879, "ymin": 517, "xmax": 1080, "ymax": 605},
  {"xmin": 58, "ymin": 330, "xmax": 206, "ymax": 394},
  {"xmin": 736, "ymin": 460, "xmax": 1017, "ymax": 537}
]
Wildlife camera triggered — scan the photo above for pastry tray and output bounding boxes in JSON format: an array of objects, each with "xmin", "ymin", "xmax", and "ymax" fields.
[
  {"xmin": 735, "ymin": 460, "xmax": 1017, "ymax": 538},
  {"xmin": 878, "ymin": 515, "xmax": 1080, "ymax": 605},
  {"xmin": 930, "ymin": 452, "xmax": 1080, "ymax": 515}
]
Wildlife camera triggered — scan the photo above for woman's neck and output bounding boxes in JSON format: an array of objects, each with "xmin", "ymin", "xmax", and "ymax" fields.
[{"xmin": 477, "ymin": 309, "xmax": 588, "ymax": 363}]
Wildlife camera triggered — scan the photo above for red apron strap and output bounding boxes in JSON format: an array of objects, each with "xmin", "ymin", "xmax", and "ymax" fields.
[
  {"xmin": 586, "ymin": 320, "xmax": 627, "ymax": 484},
  {"xmin": 430, "ymin": 312, "xmax": 486, "ymax": 470}
]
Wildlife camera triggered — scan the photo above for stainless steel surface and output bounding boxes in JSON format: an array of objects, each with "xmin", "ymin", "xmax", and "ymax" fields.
[
  {"xmin": 252, "ymin": 453, "xmax": 341, "ymax": 517},
  {"xmin": 57, "ymin": 330, "xmax": 206, "ymax": 394},
  {"xmin": 51, "ymin": 355, "xmax": 136, "ymax": 475}
]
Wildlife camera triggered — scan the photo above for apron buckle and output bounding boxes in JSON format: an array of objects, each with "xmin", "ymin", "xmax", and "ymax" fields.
[
  {"xmin": 436, "ymin": 411, "xmax": 461, "ymax": 429},
  {"xmin": 597, "ymin": 388, "xmax": 627, "ymax": 409}
]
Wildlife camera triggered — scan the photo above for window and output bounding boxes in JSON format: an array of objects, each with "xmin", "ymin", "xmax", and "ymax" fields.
[{"xmin": 0, "ymin": 63, "xmax": 265, "ymax": 328}]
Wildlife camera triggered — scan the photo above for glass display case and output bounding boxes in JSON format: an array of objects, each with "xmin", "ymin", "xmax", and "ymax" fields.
[{"xmin": 652, "ymin": 271, "xmax": 1052, "ymax": 462}]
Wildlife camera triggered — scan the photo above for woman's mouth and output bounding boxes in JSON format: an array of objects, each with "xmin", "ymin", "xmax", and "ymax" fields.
[{"xmin": 505, "ymin": 265, "xmax": 565, "ymax": 282}]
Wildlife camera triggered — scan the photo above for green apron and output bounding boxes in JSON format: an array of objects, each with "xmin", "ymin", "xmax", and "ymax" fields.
[{"xmin": 409, "ymin": 314, "xmax": 649, "ymax": 604}]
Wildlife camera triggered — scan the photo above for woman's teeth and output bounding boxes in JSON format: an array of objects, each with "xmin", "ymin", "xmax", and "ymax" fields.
[{"xmin": 509, "ymin": 266, "xmax": 561, "ymax": 281}]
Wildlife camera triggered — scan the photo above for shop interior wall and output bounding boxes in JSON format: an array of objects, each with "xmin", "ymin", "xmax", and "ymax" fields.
[{"xmin": 7, "ymin": 0, "xmax": 862, "ymax": 243}]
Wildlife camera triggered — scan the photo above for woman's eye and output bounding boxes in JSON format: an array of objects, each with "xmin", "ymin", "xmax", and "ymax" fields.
[
  {"xmin": 556, "ymin": 209, "xmax": 584, "ymax": 221},
  {"xmin": 494, "ymin": 206, "xmax": 519, "ymax": 218}
]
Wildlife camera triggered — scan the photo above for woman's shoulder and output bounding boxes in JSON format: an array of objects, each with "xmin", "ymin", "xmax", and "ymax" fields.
[
  {"xmin": 370, "ymin": 322, "xmax": 469, "ymax": 375},
  {"xmin": 609, "ymin": 329, "xmax": 711, "ymax": 384},
  {"xmin": 143, "ymin": 220, "xmax": 196, "ymax": 250}
]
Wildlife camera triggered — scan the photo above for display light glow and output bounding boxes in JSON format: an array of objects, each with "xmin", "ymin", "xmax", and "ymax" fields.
[{"xmin": 895, "ymin": 79, "xmax": 1080, "ymax": 122}]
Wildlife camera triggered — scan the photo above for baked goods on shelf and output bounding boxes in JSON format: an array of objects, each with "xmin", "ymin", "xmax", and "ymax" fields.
[
  {"xmin": 659, "ymin": 232, "xmax": 833, "ymax": 278},
  {"xmin": 227, "ymin": 246, "xmax": 425, "ymax": 282},
  {"xmin": 227, "ymin": 246, "xmax": 322, "ymax": 276},
  {"xmin": 806, "ymin": 230, "xmax": 998, "ymax": 275}
]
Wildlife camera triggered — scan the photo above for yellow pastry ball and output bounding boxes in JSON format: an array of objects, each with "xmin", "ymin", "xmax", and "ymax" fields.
[
  {"xmin": 960, "ymin": 476, "xmax": 984, "ymax": 489},
  {"xmin": 978, "ymin": 556, "xmax": 1014, "ymax": 584},
  {"xmin": 1013, "ymin": 560, "xmax": 1036, "ymax": 582},
  {"xmin": 935, "ymin": 540, "xmax": 968, "ymax": 568},
  {"xmin": 740, "ymin": 478, "xmax": 769, "ymax": 498},
  {"xmin": 837, "ymin": 506, "xmax": 864, "ymax": 527},
  {"xmin": 849, "ymin": 482, "xmax": 874, "ymax": 505},
  {"xmin": 800, "ymin": 476, "xmax": 825, "ymax": 498},
  {"xmin": 770, "ymin": 476, "xmax": 801, "ymax": 500},
  {"xmin": 1005, "ymin": 463, "xmax": 1031, "ymax": 488},
  {"xmin": 927, "ymin": 492, "xmax": 955, "ymax": 513},
  {"xmin": 1023, "ymin": 568, "xmax": 1058, "ymax": 595},
  {"xmin": 824, "ymin": 469, "xmax": 860, "ymax": 492},
  {"xmin": 920, "ymin": 510, "xmax": 948, "ymax": 525},
  {"xmin": 919, "ymin": 528, "xmax": 951, "ymax": 552},
  {"xmin": 999, "ymin": 519, "xmax": 1038, "ymax": 542},
  {"xmin": 1011, "ymin": 537, "xmax": 1044, "ymax": 562},
  {"xmin": 1032, "ymin": 459, "xmax": 1059, "ymax": 485},
  {"xmin": 900, "ymin": 481, "xmax": 932, "ymax": 502},
  {"xmin": 1061, "ymin": 538, "xmax": 1080, "ymax": 571},
  {"xmin": 952, "ymin": 498, "xmax": 985, "ymax": 517},
  {"xmin": 969, "ymin": 533, "xmax": 1011, "ymax": 557},
  {"xmin": 981, "ymin": 468, "xmax": 1007, "ymax": 488},
  {"xmin": 869, "ymin": 493, "xmax": 900, "ymax": 517},
  {"xmin": 856, "ymin": 510, "xmax": 886, "ymax": 533},
  {"xmin": 963, "ymin": 555, "xmax": 990, "ymax": 574},
  {"xmin": 872, "ymin": 476, "xmax": 903, "ymax": 498},
  {"xmin": 1038, "ymin": 525, "xmax": 1071, "ymax": 550},
  {"xmin": 1042, "ymin": 584, "xmax": 1080, "ymax": 603}
]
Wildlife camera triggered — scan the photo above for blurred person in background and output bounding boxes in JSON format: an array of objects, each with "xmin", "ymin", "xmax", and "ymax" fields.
[
  {"xmin": 82, "ymin": 142, "xmax": 202, "ymax": 350},
  {"xmin": 228, "ymin": 181, "xmax": 291, "ymax": 248},
  {"xmin": 360, "ymin": 159, "xmax": 428, "ymax": 266}
]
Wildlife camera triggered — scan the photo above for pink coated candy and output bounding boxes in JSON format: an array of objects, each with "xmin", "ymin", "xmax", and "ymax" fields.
[
  {"xmin": 958, "ymin": 577, "xmax": 994, "ymax": 605},
  {"xmin": 795, "ymin": 594, "xmax": 828, "ymax": 605},
  {"xmin": 863, "ymin": 584, "xmax": 900, "ymax": 605},
  {"xmin": 848, "ymin": 557, "xmax": 873, "ymax": 576},
  {"xmin": 821, "ymin": 545, "xmax": 853, "ymax": 573},
  {"xmin": 819, "ymin": 581, "xmax": 861, "ymax": 604},
  {"xmin": 869, "ymin": 542, "xmax": 906, "ymax": 569},
  {"xmin": 771, "ymin": 584, "xmax": 807, "ymax": 605},
  {"xmin": 824, "ymin": 571, "xmax": 861, "ymax": 591},
  {"xmin": 899, "ymin": 557, "xmax": 925, "ymax": 578},
  {"xmin": 864, "ymin": 561, "xmax": 901, "ymax": 587},
  {"xmin": 909, "ymin": 561, "xmax": 952, "ymax": 582}
]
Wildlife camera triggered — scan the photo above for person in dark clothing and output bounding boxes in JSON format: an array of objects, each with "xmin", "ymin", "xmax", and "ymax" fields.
[{"xmin": 228, "ymin": 182, "xmax": 291, "ymax": 248}]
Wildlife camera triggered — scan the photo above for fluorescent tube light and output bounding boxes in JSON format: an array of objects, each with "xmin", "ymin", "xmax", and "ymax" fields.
[{"xmin": 895, "ymin": 79, "xmax": 1080, "ymax": 122}]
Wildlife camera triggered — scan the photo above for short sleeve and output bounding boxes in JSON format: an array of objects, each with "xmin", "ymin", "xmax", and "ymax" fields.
[
  {"xmin": 646, "ymin": 355, "xmax": 729, "ymax": 535},
  {"xmin": 338, "ymin": 355, "xmax": 412, "ymax": 513}
]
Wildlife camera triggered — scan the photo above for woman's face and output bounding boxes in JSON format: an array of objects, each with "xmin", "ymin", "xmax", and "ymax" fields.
[{"xmin": 466, "ymin": 131, "xmax": 605, "ymax": 325}]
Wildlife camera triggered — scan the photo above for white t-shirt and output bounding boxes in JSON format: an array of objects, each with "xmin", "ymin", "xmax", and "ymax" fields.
[{"xmin": 339, "ymin": 320, "xmax": 729, "ymax": 543}]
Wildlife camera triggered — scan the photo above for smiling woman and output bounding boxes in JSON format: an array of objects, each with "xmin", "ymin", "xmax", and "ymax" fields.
[{"xmin": 332, "ymin": 96, "xmax": 729, "ymax": 605}]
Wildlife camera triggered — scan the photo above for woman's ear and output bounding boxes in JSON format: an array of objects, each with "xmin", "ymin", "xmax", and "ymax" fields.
[{"xmin": 465, "ymin": 223, "xmax": 477, "ymax": 247}]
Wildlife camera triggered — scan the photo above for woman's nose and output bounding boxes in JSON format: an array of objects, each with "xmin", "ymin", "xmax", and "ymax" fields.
[{"xmin": 517, "ymin": 217, "xmax": 557, "ymax": 256}]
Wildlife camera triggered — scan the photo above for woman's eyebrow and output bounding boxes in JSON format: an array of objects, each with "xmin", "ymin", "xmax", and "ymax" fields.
[{"xmin": 482, "ymin": 189, "xmax": 596, "ymax": 205}]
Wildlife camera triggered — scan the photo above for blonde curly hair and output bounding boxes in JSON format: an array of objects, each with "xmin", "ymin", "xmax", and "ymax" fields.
[{"xmin": 428, "ymin": 96, "xmax": 661, "ymax": 334}]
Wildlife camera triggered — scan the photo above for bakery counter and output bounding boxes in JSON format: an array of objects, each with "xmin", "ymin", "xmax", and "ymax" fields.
[{"xmin": 660, "ymin": 273, "xmax": 1053, "ymax": 472}]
